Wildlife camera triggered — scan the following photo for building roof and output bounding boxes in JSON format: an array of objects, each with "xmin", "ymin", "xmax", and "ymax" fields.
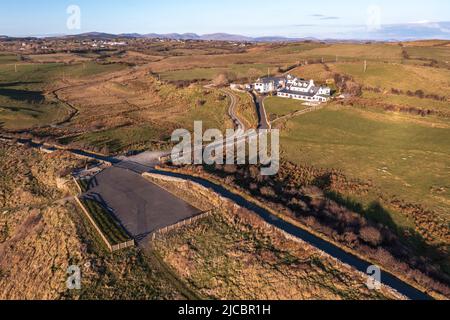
[
  {"xmin": 279, "ymin": 88, "xmax": 319, "ymax": 97},
  {"xmin": 256, "ymin": 76, "xmax": 284, "ymax": 84}
]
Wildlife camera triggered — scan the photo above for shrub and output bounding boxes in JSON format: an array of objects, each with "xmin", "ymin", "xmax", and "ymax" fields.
[
  {"xmin": 260, "ymin": 186, "xmax": 276, "ymax": 198},
  {"xmin": 360, "ymin": 226, "xmax": 383, "ymax": 246}
]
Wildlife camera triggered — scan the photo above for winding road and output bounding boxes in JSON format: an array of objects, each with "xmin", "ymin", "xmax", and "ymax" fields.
[
  {"xmin": 253, "ymin": 93, "xmax": 271, "ymax": 130},
  {"xmin": 0, "ymin": 85, "xmax": 435, "ymax": 300},
  {"xmin": 171, "ymin": 88, "xmax": 248, "ymax": 164}
]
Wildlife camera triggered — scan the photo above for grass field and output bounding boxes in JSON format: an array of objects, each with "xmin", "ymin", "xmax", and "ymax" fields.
[
  {"xmin": 159, "ymin": 63, "xmax": 278, "ymax": 82},
  {"xmin": 296, "ymin": 43, "xmax": 403, "ymax": 62},
  {"xmin": 289, "ymin": 63, "xmax": 334, "ymax": 83},
  {"xmin": 331, "ymin": 62, "xmax": 450, "ymax": 96},
  {"xmin": 233, "ymin": 90, "xmax": 259, "ymax": 129},
  {"xmin": 165, "ymin": 85, "xmax": 233, "ymax": 132},
  {"xmin": 264, "ymin": 96, "xmax": 309, "ymax": 119},
  {"xmin": 60, "ymin": 124, "xmax": 172, "ymax": 154},
  {"xmin": 57, "ymin": 80, "xmax": 232, "ymax": 154},
  {"xmin": 0, "ymin": 91, "xmax": 72, "ymax": 130},
  {"xmin": 361, "ymin": 91, "xmax": 450, "ymax": 114},
  {"xmin": 404, "ymin": 46, "xmax": 450, "ymax": 64},
  {"xmin": 280, "ymin": 106, "xmax": 450, "ymax": 222},
  {"xmin": 149, "ymin": 42, "xmax": 407, "ymax": 74},
  {"xmin": 0, "ymin": 61, "xmax": 126, "ymax": 85},
  {"xmin": 0, "ymin": 61, "xmax": 127, "ymax": 130},
  {"xmin": 0, "ymin": 54, "xmax": 19, "ymax": 65},
  {"xmin": 26, "ymin": 53, "xmax": 91, "ymax": 64}
]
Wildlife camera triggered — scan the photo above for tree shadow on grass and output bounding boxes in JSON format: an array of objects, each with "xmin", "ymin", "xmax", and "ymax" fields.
[
  {"xmin": 325, "ymin": 190, "xmax": 450, "ymax": 278},
  {"xmin": 0, "ymin": 81, "xmax": 42, "ymax": 88},
  {"xmin": 0, "ymin": 88, "xmax": 45, "ymax": 103}
]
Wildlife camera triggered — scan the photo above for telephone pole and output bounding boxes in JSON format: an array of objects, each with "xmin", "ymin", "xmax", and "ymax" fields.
[{"xmin": 364, "ymin": 60, "xmax": 367, "ymax": 73}]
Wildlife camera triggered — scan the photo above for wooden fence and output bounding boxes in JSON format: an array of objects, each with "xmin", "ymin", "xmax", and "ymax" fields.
[
  {"xmin": 74, "ymin": 196, "xmax": 135, "ymax": 252},
  {"xmin": 271, "ymin": 104, "xmax": 324, "ymax": 124},
  {"xmin": 72, "ymin": 176, "xmax": 83, "ymax": 194},
  {"xmin": 150, "ymin": 210, "xmax": 213, "ymax": 241}
]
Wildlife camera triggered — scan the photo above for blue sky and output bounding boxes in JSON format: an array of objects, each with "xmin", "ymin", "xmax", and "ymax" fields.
[{"xmin": 1, "ymin": 0, "xmax": 450, "ymax": 39}]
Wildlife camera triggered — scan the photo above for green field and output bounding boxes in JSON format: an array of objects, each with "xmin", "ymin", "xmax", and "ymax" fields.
[
  {"xmin": 264, "ymin": 96, "xmax": 309, "ymax": 119},
  {"xmin": 0, "ymin": 54, "xmax": 19, "ymax": 65},
  {"xmin": 60, "ymin": 124, "xmax": 172, "ymax": 154},
  {"xmin": 280, "ymin": 107, "xmax": 450, "ymax": 221},
  {"xmin": 60, "ymin": 84, "xmax": 232, "ymax": 154},
  {"xmin": 156, "ymin": 84, "xmax": 232, "ymax": 132},
  {"xmin": 149, "ymin": 42, "xmax": 409, "ymax": 74},
  {"xmin": 159, "ymin": 63, "xmax": 278, "ymax": 82},
  {"xmin": 178, "ymin": 92, "xmax": 232, "ymax": 131},
  {"xmin": 296, "ymin": 43, "xmax": 403, "ymax": 62},
  {"xmin": 405, "ymin": 46, "xmax": 450, "ymax": 63},
  {"xmin": 0, "ymin": 79, "xmax": 73, "ymax": 130},
  {"xmin": 0, "ymin": 61, "xmax": 125, "ymax": 84},
  {"xmin": 233, "ymin": 90, "xmax": 259, "ymax": 128},
  {"xmin": 362, "ymin": 91, "xmax": 450, "ymax": 114},
  {"xmin": 331, "ymin": 62, "xmax": 450, "ymax": 96},
  {"xmin": 0, "ymin": 62, "xmax": 127, "ymax": 130}
]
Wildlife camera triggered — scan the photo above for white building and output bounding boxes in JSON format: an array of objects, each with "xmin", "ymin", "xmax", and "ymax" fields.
[
  {"xmin": 254, "ymin": 74, "xmax": 331, "ymax": 103},
  {"xmin": 277, "ymin": 74, "xmax": 331, "ymax": 103},
  {"xmin": 254, "ymin": 77, "xmax": 285, "ymax": 94}
]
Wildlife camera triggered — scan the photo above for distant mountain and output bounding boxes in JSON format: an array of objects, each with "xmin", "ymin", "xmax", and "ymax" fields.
[
  {"xmin": 138, "ymin": 33, "xmax": 198, "ymax": 40},
  {"xmin": 52, "ymin": 32, "xmax": 308, "ymax": 42},
  {"xmin": 63, "ymin": 32, "xmax": 119, "ymax": 40},
  {"xmin": 119, "ymin": 33, "xmax": 143, "ymax": 38},
  {"xmin": 143, "ymin": 33, "xmax": 306, "ymax": 42},
  {"xmin": 254, "ymin": 36, "xmax": 316, "ymax": 42},
  {"xmin": 141, "ymin": 33, "xmax": 250, "ymax": 41},
  {"xmin": 4, "ymin": 21, "xmax": 450, "ymax": 42},
  {"xmin": 200, "ymin": 33, "xmax": 253, "ymax": 41}
]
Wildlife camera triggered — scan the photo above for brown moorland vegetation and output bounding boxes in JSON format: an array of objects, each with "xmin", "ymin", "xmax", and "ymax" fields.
[
  {"xmin": 161, "ymin": 161, "xmax": 450, "ymax": 298},
  {"xmin": 147, "ymin": 173, "xmax": 403, "ymax": 300}
]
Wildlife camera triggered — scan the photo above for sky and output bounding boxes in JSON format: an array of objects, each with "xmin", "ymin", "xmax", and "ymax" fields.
[{"xmin": 1, "ymin": 0, "xmax": 450, "ymax": 39}]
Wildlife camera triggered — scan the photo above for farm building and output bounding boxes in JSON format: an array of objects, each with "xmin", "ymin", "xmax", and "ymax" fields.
[
  {"xmin": 254, "ymin": 74, "xmax": 331, "ymax": 103},
  {"xmin": 254, "ymin": 76, "xmax": 286, "ymax": 94}
]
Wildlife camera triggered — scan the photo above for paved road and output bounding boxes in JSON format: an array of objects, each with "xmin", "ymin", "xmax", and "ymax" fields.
[
  {"xmin": 253, "ymin": 93, "xmax": 271, "ymax": 130},
  {"xmin": 223, "ymin": 88, "xmax": 246, "ymax": 133},
  {"xmin": 85, "ymin": 166, "xmax": 201, "ymax": 243},
  {"xmin": 171, "ymin": 88, "xmax": 247, "ymax": 164}
]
